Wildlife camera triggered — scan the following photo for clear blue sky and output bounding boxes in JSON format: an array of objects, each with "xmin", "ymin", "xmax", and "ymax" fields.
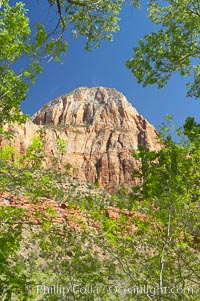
[{"xmin": 21, "ymin": 1, "xmax": 200, "ymax": 130}]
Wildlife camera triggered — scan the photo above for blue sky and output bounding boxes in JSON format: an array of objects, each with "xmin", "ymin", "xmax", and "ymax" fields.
[{"xmin": 20, "ymin": 1, "xmax": 200, "ymax": 130}]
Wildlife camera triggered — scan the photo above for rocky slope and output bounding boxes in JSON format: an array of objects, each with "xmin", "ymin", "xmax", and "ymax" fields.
[
  {"xmin": 3, "ymin": 87, "xmax": 159, "ymax": 192},
  {"xmin": 0, "ymin": 191, "xmax": 145, "ymax": 230}
]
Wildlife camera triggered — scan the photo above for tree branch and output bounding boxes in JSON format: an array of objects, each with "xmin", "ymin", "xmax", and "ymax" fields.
[
  {"xmin": 55, "ymin": 0, "xmax": 66, "ymax": 33},
  {"xmin": 178, "ymin": 51, "xmax": 200, "ymax": 64}
]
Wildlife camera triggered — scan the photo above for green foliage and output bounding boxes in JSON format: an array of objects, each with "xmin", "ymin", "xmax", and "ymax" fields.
[
  {"xmin": 56, "ymin": 137, "xmax": 66, "ymax": 156},
  {"xmin": 184, "ymin": 116, "xmax": 200, "ymax": 142},
  {"xmin": 48, "ymin": 0, "xmax": 126, "ymax": 51},
  {"xmin": 127, "ymin": 119, "xmax": 200, "ymax": 299},
  {"xmin": 0, "ymin": 1, "xmax": 31, "ymax": 124},
  {"xmin": 25, "ymin": 137, "xmax": 44, "ymax": 169},
  {"xmin": 126, "ymin": 0, "xmax": 200, "ymax": 98},
  {"xmin": 0, "ymin": 207, "xmax": 33, "ymax": 301},
  {"xmin": 0, "ymin": 0, "xmax": 67, "ymax": 125}
]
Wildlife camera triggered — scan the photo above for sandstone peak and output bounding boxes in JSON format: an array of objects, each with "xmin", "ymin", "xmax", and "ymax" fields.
[
  {"xmin": 32, "ymin": 86, "xmax": 139, "ymax": 129},
  {"xmin": 4, "ymin": 87, "xmax": 159, "ymax": 192}
]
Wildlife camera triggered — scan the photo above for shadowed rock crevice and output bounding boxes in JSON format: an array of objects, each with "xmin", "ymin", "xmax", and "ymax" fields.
[{"xmin": 106, "ymin": 131, "xmax": 113, "ymax": 152}]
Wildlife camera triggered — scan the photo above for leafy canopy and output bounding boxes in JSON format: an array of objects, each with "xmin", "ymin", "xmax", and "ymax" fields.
[
  {"xmin": 0, "ymin": 0, "xmax": 67, "ymax": 125},
  {"xmin": 47, "ymin": 0, "xmax": 141, "ymax": 50},
  {"xmin": 128, "ymin": 118, "xmax": 200, "ymax": 299},
  {"xmin": 126, "ymin": 0, "xmax": 200, "ymax": 98},
  {"xmin": 48, "ymin": 0, "xmax": 124, "ymax": 51}
]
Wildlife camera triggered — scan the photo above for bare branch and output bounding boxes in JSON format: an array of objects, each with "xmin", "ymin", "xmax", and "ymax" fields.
[{"xmin": 55, "ymin": 0, "xmax": 66, "ymax": 31}]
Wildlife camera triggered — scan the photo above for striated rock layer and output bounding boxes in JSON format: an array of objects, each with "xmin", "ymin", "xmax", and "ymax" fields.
[{"xmin": 3, "ymin": 87, "xmax": 159, "ymax": 192}]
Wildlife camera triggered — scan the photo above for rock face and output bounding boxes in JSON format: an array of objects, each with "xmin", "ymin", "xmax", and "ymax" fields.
[{"xmin": 4, "ymin": 87, "xmax": 159, "ymax": 192}]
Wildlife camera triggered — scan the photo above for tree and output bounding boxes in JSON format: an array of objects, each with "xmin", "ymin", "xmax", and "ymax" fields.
[
  {"xmin": 0, "ymin": 0, "xmax": 67, "ymax": 126},
  {"xmin": 125, "ymin": 118, "xmax": 200, "ymax": 300},
  {"xmin": 126, "ymin": 0, "xmax": 200, "ymax": 98},
  {"xmin": 47, "ymin": 0, "xmax": 128, "ymax": 51}
]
